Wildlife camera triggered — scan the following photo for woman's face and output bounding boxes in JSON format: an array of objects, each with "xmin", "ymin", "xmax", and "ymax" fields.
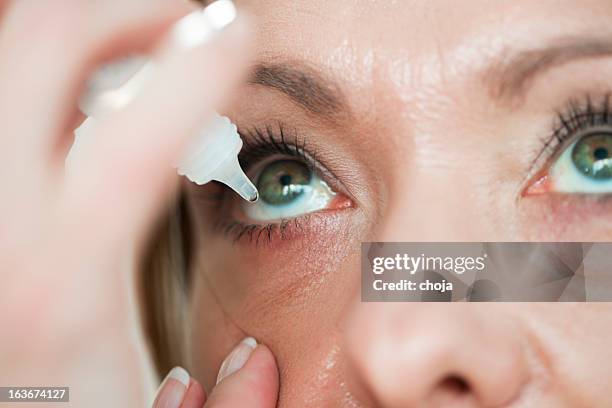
[{"xmin": 184, "ymin": 0, "xmax": 612, "ymax": 406}]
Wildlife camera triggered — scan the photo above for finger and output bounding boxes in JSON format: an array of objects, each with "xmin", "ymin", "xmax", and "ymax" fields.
[
  {"xmin": 205, "ymin": 339, "xmax": 279, "ymax": 408},
  {"xmin": 181, "ymin": 379, "xmax": 207, "ymax": 408},
  {"xmin": 0, "ymin": 0, "xmax": 192, "ymax": 185},
  {"xmin": 62, "ymin": 10, "xmax": 251, "ymax": 251},
  {"xmin": 153, "ymin": 367, "xmax": 191, "ymax": 408}
]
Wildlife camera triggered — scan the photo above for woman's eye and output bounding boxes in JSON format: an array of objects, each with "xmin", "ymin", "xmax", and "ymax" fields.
[
  {"xmin": 241, "ymin": 159, "xmax": 337, "ymax": 221},
  {"xmin": 571, "ymin": 132, "xmax": 612, "ymax": 180},
  {"xmin": 526, "ymin": 129, "xmax": 612, "ymax": 195}
]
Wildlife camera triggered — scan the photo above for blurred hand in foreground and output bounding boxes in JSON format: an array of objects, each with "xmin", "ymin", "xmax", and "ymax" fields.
[{"xmin": 0, "ymin": 0, "xmax": 278, "ymax": 406}]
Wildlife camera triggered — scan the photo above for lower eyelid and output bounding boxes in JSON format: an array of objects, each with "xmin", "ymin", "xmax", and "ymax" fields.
[
  {"xmin": 214, "ymin": 196, "xmax": 355, "ymax": 247},
  {"xmin": 215, "ymin": 217, "xmax": 305, "ymax": 246}
]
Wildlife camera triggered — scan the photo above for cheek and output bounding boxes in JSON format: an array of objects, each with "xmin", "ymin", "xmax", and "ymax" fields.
[
  {"xmin": 187, "ymin": 212, "xmax": 370, "ymax": 401},
  {"xmin": 192, "ymin": 211, "xmax": 363, "ymax": 320},
  {"xmin": 188, "ymin": 276, "xmax": 245, "ymax": 391},
  {"xmin": 517, "ymin": 195, "xmax": 612, "ymax": 240},
  {"xmin": 516, "ymin": 304, "xmax": 612, "ymax": 403}
]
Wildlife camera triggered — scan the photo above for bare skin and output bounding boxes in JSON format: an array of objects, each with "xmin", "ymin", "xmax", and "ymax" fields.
[{"xmin": 186, "ymin": 1, "xmax": 612, "ymax": 407}]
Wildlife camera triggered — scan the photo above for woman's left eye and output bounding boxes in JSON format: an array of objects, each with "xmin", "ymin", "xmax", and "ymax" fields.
[
  {"xmin": 526, "ymin": 129, "xmax": 612, "ymax": 195},
  {"xmin": 241, "ymin": 158, "xmax": 338, "ymax": 221}
]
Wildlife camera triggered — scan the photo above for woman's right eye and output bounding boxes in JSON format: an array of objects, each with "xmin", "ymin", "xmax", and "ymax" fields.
[{"xmin": 241, "ymin": 158, "xmax": 339, "ymax": 221}]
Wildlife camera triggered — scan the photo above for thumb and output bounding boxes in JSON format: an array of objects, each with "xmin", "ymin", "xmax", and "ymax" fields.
[{"xmin": 205, "ymin": 337, "xmax": 279, "ymax": 408}]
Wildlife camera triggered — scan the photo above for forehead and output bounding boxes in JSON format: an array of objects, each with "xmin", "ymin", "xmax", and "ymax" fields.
[
  {"xmin": 237, "ymin": 0, "xmax": 612, "ymax": 66},
  {"xmin": 233, "ymin": 0, "xmax": 612, "ymax": 129}
]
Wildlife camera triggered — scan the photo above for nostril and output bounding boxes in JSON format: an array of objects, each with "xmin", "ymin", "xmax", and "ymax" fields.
[
  {"xmin": 426, "ymin": 375, "xmax": 478, "ymax": 407},
  {"xmin": 439, "ymin": 375, "xmax": 470, "ymax": 395},
  {"xmin": 428, "ymin": 375, "xmax": 473, "ymax": 405}
]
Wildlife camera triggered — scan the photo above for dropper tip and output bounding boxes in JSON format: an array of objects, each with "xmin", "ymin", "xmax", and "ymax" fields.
[{"xmin": 219, "ymin": 168, "xmax": 259, "ymax": 204}]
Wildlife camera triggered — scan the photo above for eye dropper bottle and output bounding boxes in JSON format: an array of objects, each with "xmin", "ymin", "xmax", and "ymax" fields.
[{"xmin": 70, "ymin": 0, "xmax": 258, "ymax": 203}]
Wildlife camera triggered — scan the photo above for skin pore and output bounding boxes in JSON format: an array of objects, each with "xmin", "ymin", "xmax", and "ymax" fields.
[{"xmin": 182, "ymin": 0, "xmax": 612, "ymax": 406}]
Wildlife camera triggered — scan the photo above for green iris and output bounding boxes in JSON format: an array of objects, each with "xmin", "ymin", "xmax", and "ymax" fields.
[
  {"xmin": 256, "ymin": 160, "xmax": 312, "ymax": 205},
  {"xmin": 571, "ymin": 133, "xmax": 612, "ymax": 180}
]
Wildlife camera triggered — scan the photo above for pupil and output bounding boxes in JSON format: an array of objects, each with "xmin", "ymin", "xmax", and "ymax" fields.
[
  {"xmin": 256, "ymin": 160, "xmax": 311, "ymax": 205},
  {"xmin": 594, "ymin": 147, "xmax": 609, "ymax": 161},
  {"xmin": 571, "ymin": 134, "xmax": 612, "ymax": 180},
  {"xmin": 279, "ymin": 174, "xmax": 292, "ymax": 186}
]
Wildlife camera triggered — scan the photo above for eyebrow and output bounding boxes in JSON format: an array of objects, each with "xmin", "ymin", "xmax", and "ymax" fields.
[
  {"xmin": 248, "ymin": 38, "xmax": 612, "ymax": 113},
  {"xmin": 248, "ymin": 61, "xmax": 350, "ymax": 119},
  {"xmin": 489, "ymin": 36, "xmax": 612, "ymax": 105}
]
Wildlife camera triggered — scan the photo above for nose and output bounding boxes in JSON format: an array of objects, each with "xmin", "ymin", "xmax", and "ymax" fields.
[{"xmin": 345, "ymin": 303, "xmax": 529, "ymax": 407}]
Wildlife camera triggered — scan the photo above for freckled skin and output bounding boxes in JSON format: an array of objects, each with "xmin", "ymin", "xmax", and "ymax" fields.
[{"xmin": 185, "ymin": 1, "xmax": 612, "ymax": 406}]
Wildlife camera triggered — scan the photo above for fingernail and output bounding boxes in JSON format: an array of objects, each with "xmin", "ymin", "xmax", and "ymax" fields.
[
  {"xmin": 153, "ymin": 366, "xmax": 190, "ymax": 408},
  {"xmin": 171, "ymin": 0, "xmax": 237, "ymax": 50},
  {"xmin": 216, "ymin": 337, "xmax": 257, "ymax": 384}
]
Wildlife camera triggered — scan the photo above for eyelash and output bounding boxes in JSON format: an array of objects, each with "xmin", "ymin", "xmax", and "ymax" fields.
[
  {"xmin": 216, "ymin": 217, "xmax": 308, "ymax": 246},
  {"xmin": 529, "ymin": 93, "xmax": 612, "ymax": 179},
  {"xmin": 212, "ymin": 95, "xmax": 612, "ymax": 240},
  {"xmin": 238, "ymin": 123, "xmax": 318, "ymax": 174},
  {"xmin": 211, "ymin": 124, "xmax": 324, "ymax": 245}
]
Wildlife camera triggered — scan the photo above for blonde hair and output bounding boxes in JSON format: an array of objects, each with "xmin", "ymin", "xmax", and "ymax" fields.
[
  {"xmin": 140, "ymin": 0, "xmax": 225, "ymax": 378},
  {"xmin": 140, "ymin": 194, "xmax": 191, "ymax": 377}
]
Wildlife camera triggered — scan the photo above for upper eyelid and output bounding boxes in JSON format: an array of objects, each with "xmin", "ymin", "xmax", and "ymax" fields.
[
  {"xmin": 537, "ymin": 94, "xmax": 612, "ymax": 164},
  {"xmin": 239, "ymin": 124, "xmax": 313, "ymax": 168},
  {"xmin": 237, "ymin": 124, "xmax": 356, "ymax": 201}
]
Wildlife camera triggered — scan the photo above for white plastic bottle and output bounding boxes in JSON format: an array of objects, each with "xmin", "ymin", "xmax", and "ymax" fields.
[{"xmin": 68, "ymin": 0, "xmax": 258, "ymax": 202}]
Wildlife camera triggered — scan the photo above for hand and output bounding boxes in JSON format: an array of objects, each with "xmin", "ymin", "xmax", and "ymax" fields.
[
  {"xmin": 153, "ymin": 338, "xmax": 279, "ymax": 408},
  {"xmin": 0, "ymin": 0, "xmax": 250, "ymax": 406}
]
